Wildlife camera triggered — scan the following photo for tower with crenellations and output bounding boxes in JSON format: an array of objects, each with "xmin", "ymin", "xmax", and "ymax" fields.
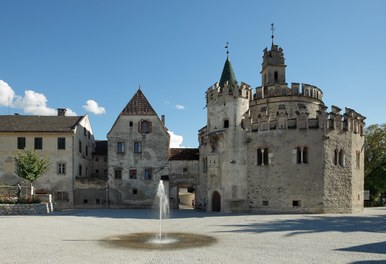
[{"xmin": 198, "ymin": 29, "xmax": 365, "ymax": 213}]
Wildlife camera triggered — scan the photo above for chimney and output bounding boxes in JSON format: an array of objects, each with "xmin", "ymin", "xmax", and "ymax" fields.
[
  {"xmin": 57, "ymin": 108, "xmax": 67, "ymax": 116},
  {"xmin": 161, "ymin": 115, "xmax": 165, "ymax": 125}
]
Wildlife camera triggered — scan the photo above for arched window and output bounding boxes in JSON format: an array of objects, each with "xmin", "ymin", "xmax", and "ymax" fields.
[
  {"xmin": 140, "ymin": 120, "xmax": 151, "ymax": 133},
  {"xmin": 274, "ymin": 71, "xmax": 278, "ymax": 82}
]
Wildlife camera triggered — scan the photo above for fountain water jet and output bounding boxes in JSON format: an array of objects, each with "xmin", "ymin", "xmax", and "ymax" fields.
[
  {"xmin": 101, "ymin": 180, "xmax": 217, "ymax": 250},
  {"xmin": 156, "ymin": 180, "xmax": 169, "ymax": 241}
]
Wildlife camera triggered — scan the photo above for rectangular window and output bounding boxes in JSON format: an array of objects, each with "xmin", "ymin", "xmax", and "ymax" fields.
[
  {"xmin": 183, "ymin": 168, "xmax": 188, "ymax": 173},
  {"xmin": 134, "ymin": 142, "xmax": 142, "ymax": 153},
  {"xmin": 85, "ymin": 146, "xmax": 89, "ymax": 156},
  {"xmin": 58, "ymin": 163, "xmax": 66, "ymax": 175},
  {"xmin": 84, "ymin": 127, "xmax": 87, "ymax": 136},
  {"xmin": 130, "ymin": 169, "xmax": 137, "ymax": 179},
  {"xmin": 117, "ymin": 142, "xmax": 125, "ymax": 153},
  {"xmin": 79, "ymin": 140, "xmax": 82, "ymax": 153},
  {"xmin": 292, "ymin": 200, "xmax": 301, "ymax": 207},
  {"xmin": 95, "ymin": 169, "xmax": 99, "ymax": 175},
  {"xmin": 96, "ymin": 199, "xmax": 101, "ymax": 205},
  {"xmin": 257, "ymin": 148, "xmax": 269, "ymax": 165},
  {"xmin": 144, "ymin": 169, "xmax": 152, "ymax": 180},
  {"xmin": 296, "ymin": 147, "xmax": 308, "ymax": 164},
  {"xmin": 114, "ymin": 169, "xmax": 122, "ymax": 180},
  {"xmin": 262, "ymin": 200, "xmax": 269, "ymax": 206},
  {"xmin": 17, "ymin": 137, "xmax": 26, "ymax": 150},
  {"xmin": 223, "ymin": 119, "xmax": 229, "ymax": 128},
  {"xmin": 34, "ymin": 137, "xmax": 43, "ymax": 150},
  {"xmin": 79, "ymin": 165, "xmax": 82, "ymax": 176},
  {"xmin": 132, "ymin": 188, "xmax": 138, "ymax": 195},
  {"xmin": 54, "ymin": 191, "xmax": 69, "ymax": 202},
  {"xmin": 57, "ymin": 137, "xmax": 66, "ymax": 150}
]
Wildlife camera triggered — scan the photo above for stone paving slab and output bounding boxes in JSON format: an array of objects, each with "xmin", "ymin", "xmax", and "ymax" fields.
[{"xmin": 1, "ymin": 207, "xmax": 386, "ymax": 263}]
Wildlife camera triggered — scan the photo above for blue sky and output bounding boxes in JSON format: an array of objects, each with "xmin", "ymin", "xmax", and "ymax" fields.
[{"xmin": 1, "ymin": 1, "xmax": 385, "ymax": 147}]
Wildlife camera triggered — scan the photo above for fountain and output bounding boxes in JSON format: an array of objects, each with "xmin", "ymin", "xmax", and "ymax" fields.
[{"xmin": 102, "ymin": 180, "xmax": 216, "ymax": 250}]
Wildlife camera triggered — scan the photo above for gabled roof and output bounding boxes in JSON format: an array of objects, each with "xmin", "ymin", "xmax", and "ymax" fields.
[
  {"xmin": 120, "ymin": 89, "xmax": 157, "ymax": 115},
  {"xmin": 169, "ymin": 148, "xmax": 199, "ymax": 161},
  {"xmin": 219, "ymin": 57, "xmax": 238, "ymax": 88},
  {"xmin": 0, "ymin": 115, "xmax": 84, "ymax": 132}
]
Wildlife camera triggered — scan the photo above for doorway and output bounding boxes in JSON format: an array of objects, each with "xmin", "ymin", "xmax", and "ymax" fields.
[
  {"xmin": 178, "ymin": 184, "xmax": 195, "ymax": 209},
  {"xmin": 212, "ymin": 191, "xmax": 221, "ymax": 212}
]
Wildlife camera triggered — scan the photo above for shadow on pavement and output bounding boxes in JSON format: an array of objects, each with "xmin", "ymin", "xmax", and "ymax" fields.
[
  {"xmin": 215, "ymin": 212, "xmax": 386, "ymax": 236},
  {"xmin": 337, "ymin": 241, "xmax": 386, "ymax": 255}
]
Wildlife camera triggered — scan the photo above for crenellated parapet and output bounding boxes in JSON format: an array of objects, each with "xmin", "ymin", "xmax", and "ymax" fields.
[
  {"xmin": 206, "ymin": 81, "xmax": 251, "ymax": 106},
  {"xmin": 246, "ymin": 103, "xmax": 365, "ymax": 136},
  {"xmin": 254, "ymin": 83, "xmax": 323, "ymax": 101}
]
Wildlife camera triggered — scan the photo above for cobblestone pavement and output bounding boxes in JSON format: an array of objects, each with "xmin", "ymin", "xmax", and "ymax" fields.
[{"xmin": 1, "ymin": 207, "xmax": 386, "ymax": 264}]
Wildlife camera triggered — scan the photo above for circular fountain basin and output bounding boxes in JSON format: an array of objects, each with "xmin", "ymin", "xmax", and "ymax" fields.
[{"xmin": 102, "ymin": 232, "xmax": 217, "ymax": 250}]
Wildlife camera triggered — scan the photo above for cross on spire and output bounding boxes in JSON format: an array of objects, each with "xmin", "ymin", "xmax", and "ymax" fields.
[
  {"xmin": 225, "ymin": 41, "xmax": 229, "ymax": 58},
  {"xmin": 271, "ymin": 23, "xmax": 275, "ymax": 45}
]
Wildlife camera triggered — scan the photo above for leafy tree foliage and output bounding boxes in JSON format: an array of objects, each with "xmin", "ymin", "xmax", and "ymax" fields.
[
  {"xmin": 364, "ymin": 124, "xmax": 386, "ymax": 202},
  {"xmin": 14, "ymin": 149, "xmax": 50, "ymax": 194}
]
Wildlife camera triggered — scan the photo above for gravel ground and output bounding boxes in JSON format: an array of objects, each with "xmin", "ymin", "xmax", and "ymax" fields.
[{"xmin": 1, "ymin": 207, "xmax": 385, "ymax": 264}]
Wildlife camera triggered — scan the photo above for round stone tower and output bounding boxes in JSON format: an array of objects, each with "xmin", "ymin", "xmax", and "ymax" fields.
[{"xmin": 199, "ymin": 55, "xmax": 251, "ymax": 212}]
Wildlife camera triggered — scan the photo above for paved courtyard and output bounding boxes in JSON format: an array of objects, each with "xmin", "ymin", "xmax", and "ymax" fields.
[{"xmin": 1, "ymin": 207, "xmax": 386, "ymax": 264}]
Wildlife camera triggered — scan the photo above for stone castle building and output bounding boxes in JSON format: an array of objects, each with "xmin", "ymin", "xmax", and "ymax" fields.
[
  {"xmin": 0, "ymin": 37, "xmax": 365, "ymax": 214},
  {"xmin": 198, "ymin": 40, "xmax": 365, "ymax": 213}
]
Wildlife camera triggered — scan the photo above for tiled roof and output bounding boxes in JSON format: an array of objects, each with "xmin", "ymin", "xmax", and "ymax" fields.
[
  {"xmin": 94, "ymin": 140, "xmax": 107, "ymax": 156},
  {"xmin": 121, "ymin": 89, "xmax": 157, "ymax": 115},
  {"xmin": 0, "ymin": 115, "xmax": 83, "ymax": 132},
  {"xmin": 169, "ymin": 148, "xmax": 199, "ymax": 161},
  {"xmin": 219, "ymin": 57, "xmax": 237, "ymax": 88}
]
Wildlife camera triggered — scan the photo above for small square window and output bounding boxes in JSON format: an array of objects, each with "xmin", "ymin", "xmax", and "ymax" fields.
[
  {"xmin": 115, "ymin": 169, "xmax": 122, "ymax": 180},
  {"xmin": 262, "ymin": 200, "xmax": 269, "ymax": 206},
  {"xmin": 117, "ymin": 142, "xmax": 125, "ymax": 153},
  {"xmin": 134, "ymin": 142, "xmax": 142, "ymax": 153},
  {"xmin": 83, "ymin": 199, "xmax": 88, "ymax": 204},
  {"xmin": 183, "ymin": 168, "xmax": 188, "ymax": 173},
  {"xmin": 130, "ymin": 169, "xmax": 137, "ymax": 179},
  {"xmin": 96, "ymin": 199, "xmax": 101, "ymax": 205},
  {"xmin": 57, "ymin": 137, "xmax": 66, "ymax": 150},
  {"xmin": 224, "ymin": 119, "xmax": 229, "ymax": 128},
  {"xmin": 132, "ymin": 189, "xmax": 138, "ymax": 195},
  {"xmin": 144, "ymin": 169, "xmax": 152, "ymax": 180},
  {"xmin": 17, "ymin": 137, "xmax": 26, "ymax": 150},
  {"xmin": 34, "ymin": 137, "xmax": 43, "ymax": 150},
  {"xmin": 58, "ymin": 163, "xmax": 66, "ymax": 175}
]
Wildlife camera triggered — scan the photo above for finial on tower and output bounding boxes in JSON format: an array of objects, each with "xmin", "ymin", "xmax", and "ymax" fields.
[
  {"xmin": 271, "ymin": 23, "xmax": 275, "ymax": 45},
  {"xmin": 225, "ymin": 41, "xmax": 229, "ymax": 58}
]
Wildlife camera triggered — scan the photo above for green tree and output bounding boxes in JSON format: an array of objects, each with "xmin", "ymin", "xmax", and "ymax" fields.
[
  {"xmin": 364, "ymin": 124, "xmax": 386, "ymax": 202},
  {"xmin": 14, "ymin": 149, "xmax": 50, "ymax": 196}
]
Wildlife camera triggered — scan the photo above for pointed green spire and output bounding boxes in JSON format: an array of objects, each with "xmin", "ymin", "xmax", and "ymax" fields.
[{"xmin": 219, "ymin": 57, "xmax": 237, "ymax": 88}]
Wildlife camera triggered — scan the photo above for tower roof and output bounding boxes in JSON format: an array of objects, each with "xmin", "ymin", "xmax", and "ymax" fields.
[
  {"xmin": 219, "ymin": 57, "xmax": 237, "ymax": 88},
  {"xmin": 120, "ymin": 89, "xmax": 157, "ymax": 115}
]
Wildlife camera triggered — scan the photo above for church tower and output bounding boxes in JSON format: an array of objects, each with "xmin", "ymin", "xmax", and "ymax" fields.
[
  {"xmin": 260, "ymin": 24, "xmax": 287, "ymax": 87},
  {"xmin": 199, "ymin": 48, "xmax": 251, "ymax": 213}
]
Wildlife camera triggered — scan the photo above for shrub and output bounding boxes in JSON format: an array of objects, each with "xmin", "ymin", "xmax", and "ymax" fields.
[{"xmin": 0, "ymin": 195, "xmax": 41, "ymax": 204}]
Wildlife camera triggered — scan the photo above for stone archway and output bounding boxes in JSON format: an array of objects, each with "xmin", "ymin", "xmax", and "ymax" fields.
[{"xmin": 212, "ymin": 191, "xmax": 221, "ymax": 212}]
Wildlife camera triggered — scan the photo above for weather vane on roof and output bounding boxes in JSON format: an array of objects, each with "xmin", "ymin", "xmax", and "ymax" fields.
[
  {"xmin": 225, "ymin": 41, "xmax": 229, "ymax": 58},
  {"xmin": 271, "ymin": 23, "xmax": 275, "ymax": 45}
]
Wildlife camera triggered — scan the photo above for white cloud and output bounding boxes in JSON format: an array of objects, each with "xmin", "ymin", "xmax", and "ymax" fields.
[
  {"xmin": 175, "ymin": 104, "xmax": 185, "ymax": 110},
  {"xmin": 83, "ymin": 99, "xmax": 106, "ymax": 115},
  {"xmin": 15, "ymin": 90, "xmax": 57, "ymax": 115},
  {"xmin": 0, "ymin": 80, "xmax": 76, "ymax": 116},
  {"xmin": 0, "ymin": 80, "xmax": 16, "ymax": 107},
  {"xmin": 168, "ymin": 131, "xmax": 184, "ymax": 148}
]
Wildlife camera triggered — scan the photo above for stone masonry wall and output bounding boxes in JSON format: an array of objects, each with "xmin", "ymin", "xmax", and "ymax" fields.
[{"xmin": 0, "ymin": 203, "xmax": 49, "ymax": 215}]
